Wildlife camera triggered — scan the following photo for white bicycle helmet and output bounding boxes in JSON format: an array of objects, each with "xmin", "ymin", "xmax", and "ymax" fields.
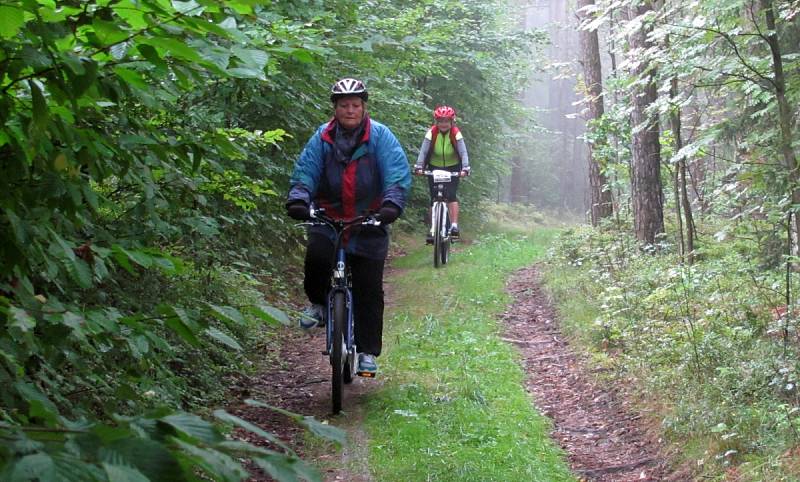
[{"xmin": 330, "ymin": 77, "xmax": 368, "ymax": 102}]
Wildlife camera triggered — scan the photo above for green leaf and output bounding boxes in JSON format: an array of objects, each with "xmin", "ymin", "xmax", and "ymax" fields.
[
  {"xmin": 81, "ymin": 183, "xmax": 99, "ymax": 211},
  {"xmin": 136, "ymin": 44, "xmax": 168, "ymax": 73},
  {"xmin": 29, "ymin": 80, "xmax": 48, "ymax": 129},
  {"xmin": 126, "ymin": 250, "xmax": 153, "ymax": 268},
  {"xmin": 244, "ymin": 400, "xmax": 346, "ymax": 445},
  {"xmin": 0, "ymin": 6, "xmax": 25, "ymax": 39},
  {"xmin": 227, "ymin": 67, "xmax": 265, "ymax": 80},
  {"xmin": 92, "ymin": 18, "xmax": 129, "ymax": 45},
  {"xmin": 101, "ymin": 438, "xmax": 183, "ymax": 482},
  {"xmin": 9, "ymin": 453, "xmax": 56, "ymax": 482},
  {"xmin": 4, "ymin": 208, "xmax": 26, "ymax": 244},
  {"xmin": 127, "ymin": 335, "xmax": 149, "ymax": 359},
  {"xmin": 112, "ymin": 246, "xmax": 154, "ymax": 269},
  {"xmin": 140, "ymin": 37, "xmax": 203, "ymax": 63},
  {"xmin": 159, "ymin": 413, "xmax": 223, "ymax": 444},
  {"xmin": 252, "ymin": 454, "xmax": 321, "ymax": 482},
  {"xmin": 172, "ymin": 439, "xmax": 247, "ymax": 482},
  {"xmin": 161, "ymin": 306, "xmax": 200, "ymax": 346},
  {"xmin": 102, "ymin": 463, "xmax": 149, "ymax": 482},
  {"xmin": 226, "ymin": 1, "xmax": 254, "ymax": 15},
  {"xmin": 207, "ymin": 304, "xmax": 246, "ymax": 326},
  {"xmin": 9, "ymin": 307, "xmax": 36, "ymax": 334},
  {"xmin": 212, "ymin": 410, "xmax": 293, "ymax": 453},
  {"xmin": 112, "ymin": 4, "xmax": 148, "ymax": 29},
  {"xmin": 63, "ymin": 257, "xmax": 93, "ymax": 289},
  {"xmin": 247, "ymin": 304, "xmax": 290, "ymax": 326},
  {"xmin": 48, "ymin": 229, "xmax": 76, "ymax": 261},
  {"xmin": 52, "ymin": 454, "xmax": 103, "ymax": 482},
  {"xmin": 204, "ymin": 327, "xmax": 242, "ymax": 351},
  {"xmin": 111, "ymin": 245, "xmax": 136, "ymax": 274},
  {"xmin": 114, "ymin": 67, "xmax": 150, "ymax": 90},
  {"xmin": 14, "ymin": 382, "xmax": 60, "ymax": 425},
  {"xmin": 231, "ymin": 47, "xmax": 268, "ymax": 71},
  {"xmin": 61, "ymin": 311, "xmax": 87, "ymax": 340},
  {"xmin": 171, "ymin": 0, "xmax": 204, "ymax": 16}
]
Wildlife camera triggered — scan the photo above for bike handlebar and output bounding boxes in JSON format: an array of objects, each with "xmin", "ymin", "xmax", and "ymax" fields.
[
  {"xmin": 415, "ymin": 169, "xmax": 468, "ymax": 179},
  {"xmin": 305, "ymin": 207, "xmax": 382, "ymax": 230},
  {"xmin": 419, "ymin": 170, "xmax": 455, "ymax": 177}
]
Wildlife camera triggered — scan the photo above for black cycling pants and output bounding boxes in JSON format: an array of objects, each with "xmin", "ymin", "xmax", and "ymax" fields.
[
  {"xmin": 427, "ymin": 165, "xmax": 460, "ymax": 203},
  {"xmin": 303, "ymin": 232, "xmax": 385, "ymax": 356}
]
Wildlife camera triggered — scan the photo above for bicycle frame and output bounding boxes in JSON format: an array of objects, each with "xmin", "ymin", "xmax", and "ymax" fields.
[
  {"xmin": 326, "ymin": 238, "xmax": 354, "ymax": 365},
  {"xmin": 422, "ymin": 170, "xmax": 455, "ymax": 267},
  {"xmin": 305, "ymin": 207, "xmax": 380, "ymax": 413}
]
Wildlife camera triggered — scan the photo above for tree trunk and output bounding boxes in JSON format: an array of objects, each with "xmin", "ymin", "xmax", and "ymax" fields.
[
  {"xmin": 759, "ymin": 0, "xmax": 800, "ymax": 248},
  {"xmin": 628, "ymin": 1, "xmax": 664, "ymax": 245},
  {"xmin": 510, "ymin": 156, "xmax": 525, "ymax": 203},
  {"xmin": 578, "ymin": 0, "xmax": 614, "ymax": 226},
  {"xmin": 670, "ymin": 77, "xmax": 695, "ymax": 263}
]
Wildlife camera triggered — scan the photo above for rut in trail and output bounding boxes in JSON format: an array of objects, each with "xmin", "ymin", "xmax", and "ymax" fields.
[{"xmin": 501, "ymin": 266, "xmax": 690, "ymax": 482}]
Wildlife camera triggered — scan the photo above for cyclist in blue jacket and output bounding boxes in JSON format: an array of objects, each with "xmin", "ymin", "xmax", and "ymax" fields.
[{"xmin": 286, "ymin": 78, "xmax": 411, "ymax": 376}]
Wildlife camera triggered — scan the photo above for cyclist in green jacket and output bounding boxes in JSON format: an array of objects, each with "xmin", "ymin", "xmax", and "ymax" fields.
[{"xmin": 413, "ymin": 105, "xmax": 470, "ymax": 242}]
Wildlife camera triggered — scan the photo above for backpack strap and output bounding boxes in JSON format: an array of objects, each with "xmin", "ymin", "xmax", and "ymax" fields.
[{"xmin": 424, "ymin": 126, "xmax": 462, "ymax": 168}]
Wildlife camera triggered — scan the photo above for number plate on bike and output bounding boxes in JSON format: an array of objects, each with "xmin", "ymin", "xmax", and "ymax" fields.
[{"xmin": 432, "ymin": 170, "xmax": 452, "ymax": 183}]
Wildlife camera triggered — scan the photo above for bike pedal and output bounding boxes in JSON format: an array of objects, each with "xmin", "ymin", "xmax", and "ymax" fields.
[{"xmin": 356, "ymin": 371, "xmax": 376, "ymax": 378}]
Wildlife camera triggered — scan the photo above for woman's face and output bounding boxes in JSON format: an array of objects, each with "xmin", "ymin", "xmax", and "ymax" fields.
[
  {"xmin": 334, "ymin": 96, "xmax": 365, "ymax": 130},
  {"xmin": 435, "ymin": 117, "xmax": 453, "ymax": 132}
]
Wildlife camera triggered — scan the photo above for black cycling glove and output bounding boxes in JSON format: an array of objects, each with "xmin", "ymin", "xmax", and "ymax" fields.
[
  {"xmin": 286, "ymin": 201, "xmax": 311, "ymax": 220},
  {"xmin": 377, "ymin": 203, "xmax": 400, "ymax": 224}
]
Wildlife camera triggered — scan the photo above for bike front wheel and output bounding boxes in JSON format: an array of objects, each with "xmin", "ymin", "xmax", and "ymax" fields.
[
  {"xmin": 433, "ymin": 203, "xmax": 444, "ymax": 268},
  {"xmin": 331, "ymin": 291, "xmax": 346, "ymax": 414}
]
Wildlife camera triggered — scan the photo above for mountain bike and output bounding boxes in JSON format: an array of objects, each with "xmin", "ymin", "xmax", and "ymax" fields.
[
  {"xmin": 306, "ymin": 208, "xmax": 380, "ymax": 414},
  {"xmin": 421, "ymin": 170, "xmax": 456, "ymax": 268}
]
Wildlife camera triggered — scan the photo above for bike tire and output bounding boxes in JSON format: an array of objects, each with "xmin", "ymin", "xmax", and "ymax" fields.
[
  {"xmin": 344, "ymin": 351, "xmax": 353, "ymax": 384},
  {"xmin": 441, "ymin": 231, "xmax": 450, "ymax": 265},
  {"xmin": 433, "ymin": 204, "xmax": 442, "ymax": 268},
  {"xmin": 343, "ymin": 309, "xmax": 354, "ymax": 385},
  {"xmin": 331, "ymin": 291, "xmax": 345, "ymax": 414}
]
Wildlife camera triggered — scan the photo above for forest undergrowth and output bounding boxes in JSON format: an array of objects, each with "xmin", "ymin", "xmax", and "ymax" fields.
[{"xmin": 543, "ymin": 224, "xmax": 800, "ymax": 481}]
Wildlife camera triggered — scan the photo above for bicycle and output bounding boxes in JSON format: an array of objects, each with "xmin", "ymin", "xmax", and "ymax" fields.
[
  {"xmin": 305, "ymin": 207, "xmax": 380, "ymax": 414},
  {"xmin": 420, "ymin": 170, "xmax": 457, "ymax": 268}
]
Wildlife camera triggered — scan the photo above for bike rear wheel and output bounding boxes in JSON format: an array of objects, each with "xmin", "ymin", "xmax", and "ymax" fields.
[{"xmin": 331, "ymin": 291, "xmax": 345, "ymax": 414}]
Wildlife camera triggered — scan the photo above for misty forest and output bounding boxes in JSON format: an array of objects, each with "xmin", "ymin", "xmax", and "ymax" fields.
[{"xmin": 1, "ymin": 0, "xmax": 800, "ymax": 480}]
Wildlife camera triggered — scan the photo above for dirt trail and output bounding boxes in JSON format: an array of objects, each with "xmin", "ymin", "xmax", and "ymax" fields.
[
  {"xmin": 225, "ymin": 324, "xmax": 376, "ymax": 482},
  {"xmin": 227, "ymin": 262, "xmax": 688, "ymax": 481},
  {"xmin": 502, "ymin": 266, "xmax": 689, "ymax": 481}
]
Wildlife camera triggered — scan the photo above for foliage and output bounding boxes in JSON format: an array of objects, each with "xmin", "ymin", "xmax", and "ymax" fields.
[
  {"xmin": 543, "ymin": 224, "xmax": 800, "ymax": 479},
  {"xmin": 0, "ymin": 403, "xmax": 343, "ymax": 482},
  {"xmin": 0, "ymin": 0, "xmax": 338, "ymax": 478}
]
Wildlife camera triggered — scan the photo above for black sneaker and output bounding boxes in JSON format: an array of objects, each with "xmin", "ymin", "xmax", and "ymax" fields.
[
  {"xmin": 426, "ymin": 234, "xmax": 434, "ymax": 245},
  {"xmin": 449, "ymin": 226, "xmax": 460, "ymax": 238}
]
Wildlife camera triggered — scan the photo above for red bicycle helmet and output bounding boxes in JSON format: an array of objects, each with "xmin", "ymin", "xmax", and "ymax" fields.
[{"xmin": 433, "ymin": 105, "xmax": 456, "ymax": 120}]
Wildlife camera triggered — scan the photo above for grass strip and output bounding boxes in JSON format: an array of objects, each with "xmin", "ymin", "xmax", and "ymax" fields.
[{"xmin": 362, "ymin": 228, "xmax": 576, "ymax": 481}]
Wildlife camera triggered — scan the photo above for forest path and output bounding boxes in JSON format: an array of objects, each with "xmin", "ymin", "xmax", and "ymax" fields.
[
  {"xmin": 228, "ymin": 243, "xmax": 684, "ymax": 481},
  {"xmin": 502, "ymin": 266, "xmax": 687, "ymax": 481}
]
